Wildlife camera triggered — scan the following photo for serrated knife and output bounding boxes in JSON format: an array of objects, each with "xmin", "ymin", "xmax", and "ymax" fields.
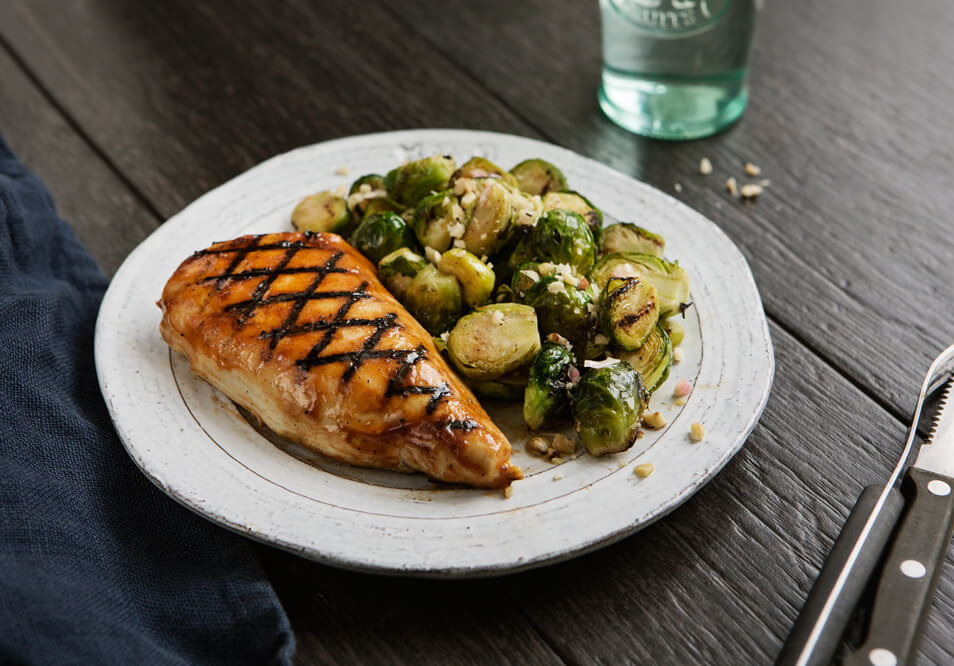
[{"xmin": 778, "ymin": 344, "xmax": 954, "ymax": 666}]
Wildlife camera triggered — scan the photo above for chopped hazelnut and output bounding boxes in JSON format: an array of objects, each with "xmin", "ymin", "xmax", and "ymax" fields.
[
  {"xmin": 744, "ymin": 162, "xmax": 762, "ymax": 176},
  {"xmin": 690, "ymin": 422, "xmax": 705, "ymax": 443},
  {"xmin": 740, "ymin": 183, "xmax": 763, "ymax": 199},
  {"xmin": 634, "ymin": 463, "xmax": 655, "ymax": 478},
  {"xmin": 551, "ymin": 433, "xmax": 576, "ymax": 454},
  {"xmin": 527, "ymin": 436, "xmax": 549, "ymax": 456},
  {"xmin": 643, "ymin": 411, "xmax": 667, "ymax": 429},
  {"xmin": 503, "ymin": 486, "xmax": 514, "ymax": 499},
  {"xmin": 726, "ymin": 177, "xmax": 739, "ymax": 197},
  {"xmin": 553, "ymin": 473, "xmax": 564, "ymax": 481},
  {"xmin": 673, "ymin": 379, "xmax": 692, "ymax": 398},
  {"xmin": 699, "ymin": 157, "xmax": 713, "ymax": 175},
  {"xmin": 335, "ymin": 166, "xmax": 350, "ymax": 176}
]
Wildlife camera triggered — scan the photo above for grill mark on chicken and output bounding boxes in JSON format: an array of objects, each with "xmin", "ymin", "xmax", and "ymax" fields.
[{"xmin": 196, "ymin": 234, "xmax": 452, "ymax": 413}]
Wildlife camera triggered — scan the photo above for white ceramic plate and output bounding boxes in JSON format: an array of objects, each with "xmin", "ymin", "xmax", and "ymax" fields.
[{"xmin": 95, "ymin": 129, "xmax": 773, "ymax": 577}]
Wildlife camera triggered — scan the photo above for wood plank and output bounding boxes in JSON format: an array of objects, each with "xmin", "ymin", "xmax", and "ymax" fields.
[
  {"xmin": 0, "ymin": 42, "xmax": 158, "ymax": 275},
  {"xmin": 0, "ymin": 0, "xmax": 535, "ymax": 219},
  {"xmin": 391, "ymin": 0, "xmax": 954, "ymax": 418}
]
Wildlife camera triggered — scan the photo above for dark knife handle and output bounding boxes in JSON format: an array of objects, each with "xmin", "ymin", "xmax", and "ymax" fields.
[
  {"xmin": 843, "ymin": 468, "xmax": 954, "ymax": 666},
  {"xmin": 777, "ymin": 484, "xmax": 905, "ymax": 666}
]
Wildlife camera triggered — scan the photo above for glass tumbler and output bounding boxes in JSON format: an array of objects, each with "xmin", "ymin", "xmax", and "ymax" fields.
[{"xmin": 598, "ymin": 0, "xmax": 760, "ymax": 140}]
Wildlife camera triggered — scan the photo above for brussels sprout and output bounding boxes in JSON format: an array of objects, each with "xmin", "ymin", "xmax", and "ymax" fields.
[
  {"xmin": 663, "ymin": 319, "xmax": 685, "ymax": 347},
  {"xmin": 377, "ymin": 248, "xmax": 427, "ymax": 301},
  {"xmin": 404, "ymin": 265, "xmax": 462, "ymax": 335},
  {"xmin": 572, "ymin": 361, "xmax": 649, "ymax": 456},
  {"xmin": 522, "ymin": 276, "xmax": 593, "ymax": 343},
  {"xmin": 589, "ymin": 252, "xmax": 690, "ymax": 317},
  {"xmin": 451, "ymin": 157, "xmax": 518, "ymax": 188},
  {"xmin": 411, "ymin": 189, "xmax": 466, "ymax": 252},
  {"xmin": 385, "ymin": 155, "xmax": 457, "ymax": 207},
  {"xmin": 616, "ymin": 323, "xmax": 672, "ymax": 392},
  {"xmin": 510, "ymin": 262, "xmax": 541, "ymax": 298},
  {"xmin": 468, "ymin": 371, "xmax": 529, "ymax": 400},
  {"xmin": 523, "ymin": 342, "xmax": 576, "ymax": 431},
  {"xmin": 346, "ymin": 174, "xmax": 388, "ymax": 218},
  {"xmin": 510, "ymin": 158, "xmax": 568, "ymax": 196},
  {"xmin": 462, "ymin": 178, "xmax": 515, "ymax": 257},
  {"xmin": 531, "ymin": 209, "xmax": 597, "ymax": 275},
  {"xmin": 360, "ymin": 196, "xmax": 405, "ymax": 221},
  {"xmin": 349, "ymin": 211, "xmax": 418, "ymax": 265},
  {"xmin": 438, "ymin": 248, "xmax": 495, "ymax": 308},
  {"xmin": 542, "ymin": 190, "xmax": 603, "ymax": 234},
  {"xmin": 599, "ymin": 223, "xmax": 665, "ymax": 257},
  {"xmin": 447, "ymin": 304, "xmax": 540, "ymax": 380},
  {"xmin": 598, "ymin": 277, "xmax": 660, "ymax": 351},
  {"xmin": 291, "ymin": 191, "xmax": 351, "ymax": 234},
  {"xmin": 497, "ymin": 226, "xmax": 536, "ymax": 284}
]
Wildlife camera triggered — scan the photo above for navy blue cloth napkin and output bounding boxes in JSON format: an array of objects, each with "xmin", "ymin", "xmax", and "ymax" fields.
[{"xmin": 0, "ymin": 136, "xmax": 294, "ymax": 665}]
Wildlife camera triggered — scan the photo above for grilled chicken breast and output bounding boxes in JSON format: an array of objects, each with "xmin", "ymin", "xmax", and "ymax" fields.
[{"xmin": 159, "ymin": 232, "xmax": 521, "ymax": 488}]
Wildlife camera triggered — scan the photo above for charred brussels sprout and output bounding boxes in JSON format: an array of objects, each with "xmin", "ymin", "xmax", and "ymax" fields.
[
  {"xmin": 291, "ymin": 191, "xmax": 351, "ymax": 234},
  {"xmin": 616, "ymin": 323, "xmax": 672, "ymax": 392},
  {"xmin": 462, "ymin": 178, "xmax": 515, "ymax": 257},
  {"xmin": 522, "ymin": 276, "xmax": 593, "ymax": 343},
  {"xmin": 510, "ymin": 158, "xmax": 568, "ymax": 196},
  {"xmin": 447, "ymin": 304, "xmax": 540, "ymax": 380},
  {"xmin": 438, "ymin": 248, "xmax": 495, "ymax": 308},
  {"xmin": 542, "ymin": 190, "xmax": 603, "ymax": 234},
  {"xmin": 385, "ymin": 155, "xmax": 457, "ymax": 207},
  {"xmin": 411, "ymin": 190, "xmax": 466, "ymax": 252},
  {"xmin": 349, "ymin": 211, "xmax": 418, "ymax": 265},
  {"xmin": 598, "ymin": 277, "xmax": 660, "ymax": 350},
  {"xmin": 523, "ymin": 342, "xmax": 576, "ymax": 431},
  {"xmin": 403, "ymin": 264, "xmax": 462, "ymax": 335},
  {"xmin": 531, "ymin": 209, "xmax": 597, "ymax": 275},
  {"xmin": 377, "ymin": 248, "xmax": 427, "ymax": 301},
  {"xmin": 572, "ymin": 361, "xmax": 649, "ymax": 456},
  {"xmin": 599, "ymin": 223, "xmax": 665, "ymax": 257},
  {"xmin": 451, "ymin": 157, "xmax": 518, "ymax": 188},
  {"xmin": 589, "ymin": 252, "xmax": 690, "ymax": 317}
]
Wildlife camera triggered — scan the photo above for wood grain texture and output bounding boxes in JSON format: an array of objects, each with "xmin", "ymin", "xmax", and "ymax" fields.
[
  {"xmin": 0, "ymin": 41, "xmax": 158, "ymax": 274},
  {"xmin": 394, "ymin": 0, "xmax": 954, "ymax": 420},
  {"xmin": 2, "ymin": 0, "xmax": 953, "ymax": 662}
]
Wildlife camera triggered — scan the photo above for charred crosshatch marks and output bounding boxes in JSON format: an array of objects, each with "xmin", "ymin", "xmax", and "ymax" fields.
[{"xmin": 196, "ymin": 236, "xmax": 452, "ymax": 413}]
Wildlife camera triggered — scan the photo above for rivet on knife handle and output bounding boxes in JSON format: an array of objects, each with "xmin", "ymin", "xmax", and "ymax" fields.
[{"xmin": 842, "ymin": 469, "xmax": 954, "ymax": 666}]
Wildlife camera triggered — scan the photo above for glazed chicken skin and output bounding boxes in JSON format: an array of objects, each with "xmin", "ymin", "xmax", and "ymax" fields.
[{"xmin": 159, "ymin": 231, "xmax": 521, "ymax": 488}]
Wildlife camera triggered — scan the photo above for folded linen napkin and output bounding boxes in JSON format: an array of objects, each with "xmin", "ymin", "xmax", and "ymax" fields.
[{"xmin": 0, "ymin": 135, "xmax": 294, "ymax": 665}]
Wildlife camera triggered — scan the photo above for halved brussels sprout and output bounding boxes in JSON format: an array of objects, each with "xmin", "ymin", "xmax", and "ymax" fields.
[
  {"xmin": 510, "ymin": 158, "xmax": 568, "ymax": 196},
  {"xmin": 438, "ymin": 248, "xmax": 495, "ymax": 308},
  {"xmin": 598, "ymin": 277, "xmax": 660, "ymax": 350},
  {"xmin": 599, "ymin": 223, "xmax": 665, "ymax": 257},
  {"xmin": 572, "ymin": 361, "xmax": 649, "ymax": 456},
  {"xmin": 346, "ymin": 174, "xmax": 387, "ymax": 218},
  {"xmin": 663, "ymin": 319, "xmax": 685, "ymax": 347},
  {"xmin": 404, "ymin": 264, "xmax": 462, "ymax": 335},
  {"xmin": 468, "ymin": 371, "xmax": 529, "ymax": 400},
  {"xmin": 385, "ymin": 155, "xmax": 457, "ymax": 207},
  {"xmin": 451, "ymin": 157, "xmax": 518, "ymax": 188},
  {"xmin": 360, "ymin": 196, "xmax": 405, "ymax": 221},
  {"xmin": 349, "ymin": 211, "xmax": 418, "ymax": 265},
  {"xmin": 377, "ymin": 248, "xmax": 427, "ymax": 301},
  {"xmin": 411, "ymin": 189, "xmax": 466, "ymax": 252},
  {"xmin": 462, "ymin": 178, "xmax": 515, "ymax": 257},
  {"xmin": 522, "ymin": 275, "xmax": 593, "ymax": 344},
  {"xmin": 523, "ymin": 342, "xmax": 576, "ymax": 431},
  {"xmin": 589, "ymin": 252, "xmax": 690, "ymax": 317},
  {"xmin": 447, "ymin": 304, "xmax": 540, "ymax": 380},
  {"xmin": 291, "ymin": 191, "xmax": 351, "ymax": 234},
  {"xmin": 531, "ymin": 209, "xmax": 597, "ymax": 275},
  {"xmin": 510, "ymin": 262, "xmax": 541, "ymax": 298},
  {"xmin": 542, "ymin": 190, "xmax": 603, "ymax": 234},
  {"xmin": 616, "ymin": 323, "xmax": 672, "ymax": 392}
]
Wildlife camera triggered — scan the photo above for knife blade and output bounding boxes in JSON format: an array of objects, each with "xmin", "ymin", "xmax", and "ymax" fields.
[
  {"xmin": 778, "ymin": 344, "xmax": 954, "ymax": 666},
  {"xmin": 842, "ymin": 380, "xmax": 954, "ymax": 666}
]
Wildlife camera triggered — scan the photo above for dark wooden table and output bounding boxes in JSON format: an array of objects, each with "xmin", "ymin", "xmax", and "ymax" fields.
[{"xmin": 3, "ymin": 1, "xmax": 953, "ymax": 663}]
